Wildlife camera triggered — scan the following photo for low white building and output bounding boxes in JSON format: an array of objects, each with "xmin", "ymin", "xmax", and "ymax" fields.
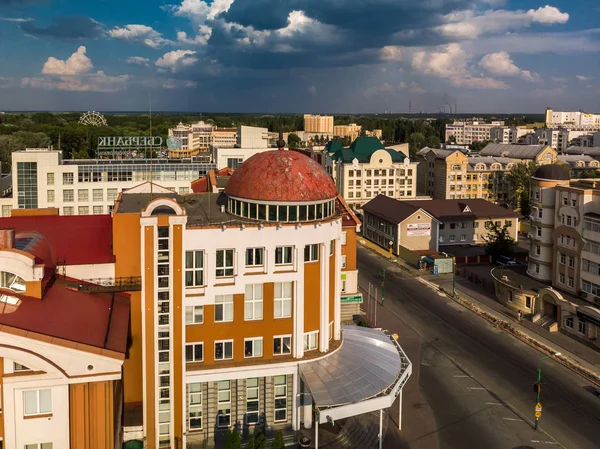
[
  {"xmin": 323, "ymin": 137, "xmax": 418, "ymax": 210},
  {"xmin": 0, "ymin": 148, "xmax": 216, "ymax": 217},
  {"xmin": 237, "ymin": 125, "xmax": 269, "ymax": 148},
  {"xmin": 212, "ymin": 146, "xmax": 274, "ymax": 169}
]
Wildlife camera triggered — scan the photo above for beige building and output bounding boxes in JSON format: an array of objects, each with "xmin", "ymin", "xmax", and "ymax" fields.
[
  {"xmin": 416, "ymin": 144, "xmax": 557, "ymax": 204},
  {"xmin": 333, "ymin": 124, "xmax": 362, "ymax": 141},
  {"xmin": 493, "ymin": 164, "xmax": 600, "ymax": 349},
  {"xmin": 362, "ymin": 195, "xmax": 518, "ymax": 252},
  {"xmin": 323, "ymin": 137, "xmax": 418, "ymax": 209},
  {"xmin": 168, "ymin": 121, "xmax": 238, "ymax": 157},
  {"xmin": 304, "ymin": 114, "xmax": 334, "ymax": 135}
]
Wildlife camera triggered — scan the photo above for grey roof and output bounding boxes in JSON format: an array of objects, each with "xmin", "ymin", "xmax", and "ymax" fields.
[
  {"xmin": 564, "ymin": 146, "xmax": 600, "ymax": 157},
  {"xmin": 416, "ymin": 147, "xmax": 460, "ymax": 159},
  {"xmin": 533, "ymin": 164, "xmax": 570, "ymax": 181},
  {"xmin": 466, "ymin": 156, "xmax": 514, "ymax": 169},
  {"xmin": 299, "ymin": 325, "xmax": 411, "ymax": 406},
  {"xmin": 479, "ymin": 143, "xmax": 549, "ymax": 158},
  {"xmin": 557, "ymin": 155, "xmax": 597, "ymax": 163},
  {"xmin": 362, "ymin": 195, "xmax": 422, "ymax": 224}
]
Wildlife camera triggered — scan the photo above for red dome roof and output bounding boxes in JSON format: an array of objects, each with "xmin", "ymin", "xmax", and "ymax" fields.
[{"xmin": 225, "ymin": 150, "xmax": 338, "ymax": 202}]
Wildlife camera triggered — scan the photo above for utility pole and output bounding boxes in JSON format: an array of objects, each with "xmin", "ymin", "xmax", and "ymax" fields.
[
  {"xmin": 381, "ymin": 226, "xmax": 394, "ymax": 306},
  {"xmin": 452, "ymin": 256, "xmax": 456, "ymax": 297},
  {"xmin": 534, "ymin": 352, "xmax": 561, "ymax": 430}
]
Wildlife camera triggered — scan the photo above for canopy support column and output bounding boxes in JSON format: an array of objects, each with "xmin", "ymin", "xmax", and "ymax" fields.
[
  {"xmin": 315, "ymin": 415, "xmax": 319, "ymax": 449},
  {"xmin": 379, "ymin": 408, "xmax": 383, "ymax": 449}
]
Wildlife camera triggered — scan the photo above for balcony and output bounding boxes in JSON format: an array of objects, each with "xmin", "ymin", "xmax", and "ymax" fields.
[{"xmin": 67, "ymin": 276, "xmax": 142, "ymax": 293}]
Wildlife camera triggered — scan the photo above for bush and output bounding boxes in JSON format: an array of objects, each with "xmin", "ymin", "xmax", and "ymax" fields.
[
  {"xmin": 232, "ymin": 428, "xmax": 241, "ymax": 449},
  {"xmin": 254, "ymin": 428, "xmax": 267, "ymax": 449},
  {"xmin": 270, "ymin": 430, "xmax": 285, "ymax": 449},
  {"xmin": 357, "ymin": 319, "xmax": 368, "ymax": 327}
]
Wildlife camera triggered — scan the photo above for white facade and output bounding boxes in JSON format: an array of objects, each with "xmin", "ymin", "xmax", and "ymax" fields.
[
  {"xmin": 1, "ymin": 148, "xmax": 216, "ymax": 216},
  {"xmin": 212, "ymin": 147, "xmax": 274, "ymax": 170},
  {"xmin": 237, "ymin": 126, "xmax": 269, "ymax": 148},
  {"xmin": 490, "ymin": 126, "xmax": 530, "ymax": 144},
  {"xmin": 445, "ymin": 121, "xmax": 505, "ymax": 145},
  {"xmin": 329, "ymin": 151, "xmax": 419, "ymax": 209},
  {"xmin": 546, "ymin": 109, "xmax": 600, "ymax": 128}
]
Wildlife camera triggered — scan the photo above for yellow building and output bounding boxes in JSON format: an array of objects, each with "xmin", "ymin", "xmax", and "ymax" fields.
[
  {"xmin": 303, "ymin": 114, "xmax": 334, "ymax": 135},
  {"xmin": 416, "ymin": 144, "xmax": 557, "ymax": 204}
]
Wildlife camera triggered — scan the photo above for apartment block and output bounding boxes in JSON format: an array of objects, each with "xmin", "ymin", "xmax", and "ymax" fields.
[
  {"xmin": 323, "ymin": 137, "xmax": 418, "ymax": 209},
  {"xmin": 303, "ymin": 114, "xmax": 334, "ymax": 135},
  {"xmin": 0, "ymin": 148, "xmax": 216, "ymax": 217},
  {"xmin": 444, "ymin": 121, "xmax": 505, "ymax": 145},
  {"xmin": 545, "ymin": 107, "xmax": 600, "ymax": 128},
  {"xmin": 416, "ymin": 144, "xmax": 557, "ymax": 204}
]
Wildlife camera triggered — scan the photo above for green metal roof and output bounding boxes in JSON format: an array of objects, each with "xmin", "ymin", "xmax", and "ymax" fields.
[{"xmin": 329, "ymin": 136, "xmax": 407, "ymax": 163}]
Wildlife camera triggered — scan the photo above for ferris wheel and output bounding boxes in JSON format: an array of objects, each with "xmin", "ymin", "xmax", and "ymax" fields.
[{"xmin": 79, "ymin": 111, "xmax": 107, "ymax": 126}]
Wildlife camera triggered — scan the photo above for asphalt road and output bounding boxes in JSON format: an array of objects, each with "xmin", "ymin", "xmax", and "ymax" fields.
[{"xmin": 357, "ymin": 245, "xmax": 600, "ymax": 449}]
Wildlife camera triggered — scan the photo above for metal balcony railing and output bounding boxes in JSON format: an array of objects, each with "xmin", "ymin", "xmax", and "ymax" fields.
[{"xmin": 69, "ymin": 276, "xmax": 142, "ymax": 293}]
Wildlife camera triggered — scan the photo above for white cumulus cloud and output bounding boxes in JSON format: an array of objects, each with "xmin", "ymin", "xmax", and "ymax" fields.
[
  {"xmin": 526, "ymin": 5, "xmax": 569, "ymax": 24},
  {"xmin": 479, "ymin": 51, "xmax": 540, "ymax": 82},
  {"xmin": 156, "ymin": 50, "xmax": 198, "ymax": 73},
  {"xmin": 163, "ymin": 79, "xmax": 198, "ymax": 89},
  {"xmin": 126, "ymin": 56, "xmax": 150, "ymax": 66},
  {"xmin": 177, "ymin": 25, "xmax": 212, "ymax": 45},
  {"xmin": 41, "ymin": 46, "xmax": 93, "ymax": 75},
  {"xmin": 576, "ymin": 75, "xmax": 592, "ymax": 81},
  {"xmin": 109, "ymin": 25, "xmax": 172, "ymax": 48}
]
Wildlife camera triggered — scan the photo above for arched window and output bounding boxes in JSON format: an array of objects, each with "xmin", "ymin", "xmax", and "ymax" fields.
[
  {"xmin": 475, "ymin": 163, "xmax": 486, "ymax": 170},
  {"xmin": 0, "ymin": 271, "xmax": 26, "ymax": 293},
  {"xmin": 491, "ymin": 163, "xmax": 501, "ymax": 170},
  {"xmin": 151, "ymin": 206, "xmax": 177, "ymax": 216}
]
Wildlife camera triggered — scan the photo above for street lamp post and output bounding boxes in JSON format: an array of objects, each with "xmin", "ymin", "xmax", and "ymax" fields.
[
  {"xmin": 534, "ymin": 352, "xmax": 561, "ymax": 430},
  {"xmin": 381, "ymin": 226, "xmax": 394, "ymax": 306}
]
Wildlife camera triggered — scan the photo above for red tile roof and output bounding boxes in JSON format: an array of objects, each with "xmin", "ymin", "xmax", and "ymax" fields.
[
  {"xmin": 191, "ymin": 177, "xmax": 208, "ymax": 193},
  {"xmin": 0, "ymin": 215, "xmax": 114, "ymax": 266},
  {"xmin": 225, "ymin": 150, "xmax": 338, "ymax": 202},
  {"xmin": 0, "ymin": 277, "xmax": 129, "ymax": 354}
]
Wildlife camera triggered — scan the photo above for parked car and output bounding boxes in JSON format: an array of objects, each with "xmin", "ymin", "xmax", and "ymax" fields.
[{"xmin": 497, "ymin": 255, "xmax": 518, "ymax": 266}]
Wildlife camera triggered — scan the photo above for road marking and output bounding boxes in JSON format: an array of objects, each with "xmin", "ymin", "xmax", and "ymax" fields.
[
  {"xmin": 502, "ymin": 417, "xmax": 522, "ymax": 421},
  {"xmin": 453, "ymin": 375, "xmax": 470, "ymax": 378},
  {"xmin": 485, "ymin": 402, "xmax": 503, "ymax": 405},
  {"xmin": 531, "ymin": 441, "xmax": 557, "ymax": 445},
  {"xmin": 467, "ymin": 387, "xmax": 486, "ymax": 390}
]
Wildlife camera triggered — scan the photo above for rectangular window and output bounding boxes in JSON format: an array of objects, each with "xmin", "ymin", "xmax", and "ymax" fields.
[
  {"xmin": 215, "ymin": 341, "xmax": 233, "ymax": 361},
  {"xmin": 78, "ymin": 206, "xmax": 89, "ymax": 215},
  {"xmin": 47, "ymin": 173, "xmax": 54, "ymax": 185},
  {"xmin": 245, "ymin": 284, "xmax": 263, "ymax": 320},
  {"xmin": 565, "ymin": 317, "xmax": 574, "ymax": 329},
  {"xmin": 342, "ymin": 232, "xmax": 347, "ymax": 245},
  {"xmin": 559, "ymin": 253, "xmax": 566, "ymax": 265},
  {"xmin": 273, "ymin": 335, "xmax": 291, "ymax": 355},
  {"xmin": 107, "ymin": 188, "xmax": 118, "ymax": 201},
  {"xmin": 568, "ymin": 257, "xmax": 574, "ymax": 268},
  {"xmin": 274, "ymin": 282, "xmax": 292, "ymax": 318},
  {"xmin": 63, "ymin": 189, "xmax": 74, "ymax": 202},
  {"xmin": 63, "ymin": 206, "xmax": 74, "ymax": 215},
  {"xmin": 245, "ymin": 248, "xmax": 264, "ymax": 267},
  {"xmin": 460, "ymin": 235, "xmax": 466, "ymax": 242},
  {"xmin": 92, "ymin": 189, "xmax": 103, "ymax": 201},
  {"xmin": 217, "ymin": 380, "xmax": 231, "ymax": 427},
  {"xmin": 244, "ymin": 337, "xmax": 263, "ymax": 358},
  {"xmin": 246, "ymin": 378, "xmax": 259, "ymax": 424},
  {"xmin": 535, "ymin": 245, "xmax": 541, "ymax": 255},
  {"xmin": 216, "ymin": 249, "xmax": 234, "ymax": 277},
  {"xmin": 47, "ymin": 190, "xmax": 55, "ymax": 202},
  {"xmin": 185, "ymin": 343, "xmax": 204, "ymax": 362},
  {"xmin": 275, "ymin": 246, "xmax": 293, "ymax": 265},
  {"xmin": 304, "ymin": 244, "xmax": 319, "ymax": 262},
  {"xmin": 185, "ymin": 305, "xmax": 204, "ymax": 324},
  {"xmin": 525, "ymin": 297, "xmax": 532, "ymax": 309},
  {"xmin": 63, "ymin": 173, "xmax": 73, "ymax": 185},
  {"xmin": 449, "ymin": 235, "xmax": 455, "ymax": 242},
  {"xmin": 23, "ymin": 389, "xmax": 52, "ymax": 415},
  {"xmin": 93, "ymin": 206, "xmax": 103, "ymax": 215},
  {"xmin": 185, "ymin": 251, "xmax": 204, "ymax": 286},
  {"xmin": 25, "ymin": 444, "xmax": 53, "ymax": 449},
  {"xmin": 215, "ymin": 295, "xmax": 234, "ymax": 322},
  {"xmin": 559, "ymin": 274, "xmax": 565, "ymax": 284},
  {"xmin": 78, "ymin": 189, "xmax": 89, "ymax": 201},
  {"xmin": 578, "ymin": 320, "xmax": 586, "ymax": 335},
  {"xmin": 303, "ymin": 332, "xmax": 318, "ymax": 351},
  {"xmin": 274, "ymin": 375, "xmax": 287, "ymax": 422},
  {"xmin": 188, "ymin": 383, "xmax": 202, "ymax": 430}
]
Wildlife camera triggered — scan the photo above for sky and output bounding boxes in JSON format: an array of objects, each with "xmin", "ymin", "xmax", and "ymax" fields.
[{"xmin": 0, "ymin": 0, "xmax": 598, "ymax": 113}]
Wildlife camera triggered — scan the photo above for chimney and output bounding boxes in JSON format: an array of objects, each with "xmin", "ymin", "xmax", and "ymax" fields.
[{"xmin": 0, "ymin": 228, "xmax": 15, "ymax": 249}]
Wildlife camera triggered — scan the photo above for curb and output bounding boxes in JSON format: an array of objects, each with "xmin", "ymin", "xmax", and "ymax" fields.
[
  {"xmin": 357, "ymin": 240, "xmax": 419, "ymax": 277},
  {"xmin": 417, "ymin": 276, "xmax": 600, "ymax": 387}
]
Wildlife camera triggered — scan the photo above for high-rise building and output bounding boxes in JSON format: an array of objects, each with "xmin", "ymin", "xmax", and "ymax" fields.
[
  {"xmin": 303, "ymin": 114, "xmax": 334, "ymax": 135},
  {"xmin": 333, "ymin": 124, "xmax": 362, "ymax": 141},
  {"xmin": 445, "ymin": 121, "xmax": 505, "ymax": 145}
]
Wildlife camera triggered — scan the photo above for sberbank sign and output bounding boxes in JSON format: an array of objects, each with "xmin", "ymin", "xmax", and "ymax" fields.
[{"xmin": 98, "ymin": 136, "xmax": 163, "ymax": 147}]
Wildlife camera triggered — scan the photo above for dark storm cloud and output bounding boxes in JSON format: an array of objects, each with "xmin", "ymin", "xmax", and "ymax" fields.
[
  {"xmin": 20, "ymin": 15, "xmax": 102, "ymax": 40},
  {"xmin": 204, "ymin": 0, "xmax": 472, "ymax": 71}
]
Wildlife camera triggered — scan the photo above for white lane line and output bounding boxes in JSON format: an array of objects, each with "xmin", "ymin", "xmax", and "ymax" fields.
[
  {"xmin": 531, "ymin": 441, "xmax": 558, "ymax": 445},
  {"xmin": 453, "ymin": 375, "xmax": 470, "ymax": 378},
  {"xmin": 467, "ymin": 387, "xmax": 486, "ymax": 390},
  {"xmin": 502, "ymin": 417, "xmax": 522, "ymax": 421},
  {"xmin": 485, "ymin": 402, "xmax": 503, "ymax": 405}
]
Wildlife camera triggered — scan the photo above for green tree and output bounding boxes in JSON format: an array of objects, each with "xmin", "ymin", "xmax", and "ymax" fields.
[
  {"xmin": 270, "ymin": 430, "xmax": 285, "ymax": 449},
  {"xmin": 254, "ymin": 428, "xmax": 267, "ymax": 449},
  {"xmin": 288, "ymin": 133, "xmax": 301, "ymax": 149},
  {"xmin": 407, "ymin": 132, "xmax": 426, "ymax": 154},
  {"xmin": 469, "ymin": 140, "xmax": 491, "ymax": 152},
  {"xmin": 0, "ymin": 135, "xmax": 21, "ymax": 170},
  {"xmin": 519, "ymin": 191, "xmax": 532, "ymax": 218},
  {"xmin": 231, "ymin": 428, "xmax": 241, "ymax": 449},
  {"xmin": 484, "ymin": 220, "xmax": 516, "ymax": 260},
  {"xmin": 506, "ymin": 161, "xmax": 538, "ymax": 210},
  {"xmin": 224, "ymin": 429, "xmax": 234, "ymax": 449},
  {"xmin": 12, "ymin": 131, "xmax": 52, "ymax": 149},
  {"xmin": 447, "ymin": 134, "xmax": 457, "ymax": 144},
  {"xmin": 425, "ymin": 135, "xmax": 441, "ymax": 149}
]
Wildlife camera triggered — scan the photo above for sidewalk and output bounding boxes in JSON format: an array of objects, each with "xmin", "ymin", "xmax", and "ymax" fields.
[{"xmin": 444, "ymin": 278, "xmax": 600, "ymax": 372}]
